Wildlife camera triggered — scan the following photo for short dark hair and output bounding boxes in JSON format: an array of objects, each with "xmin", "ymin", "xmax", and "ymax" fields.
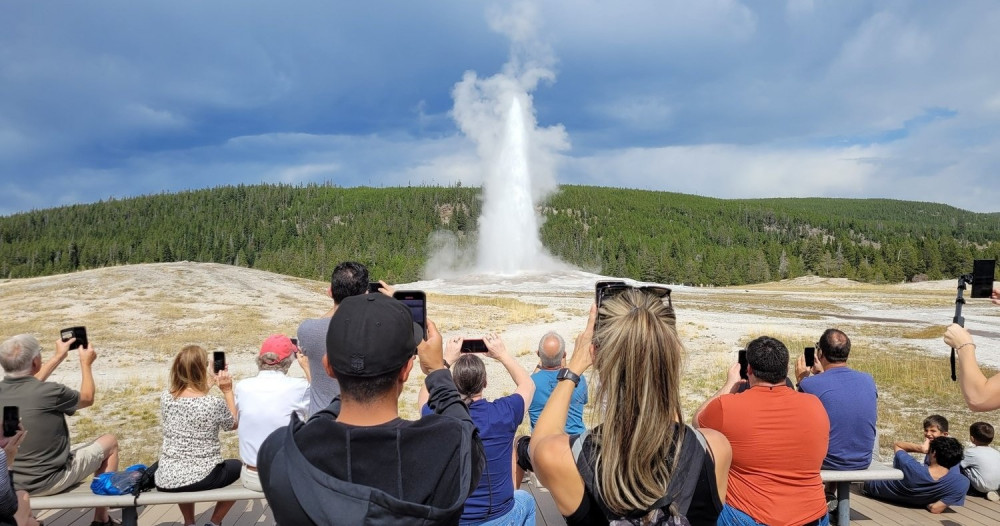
[
  {"xmin": 335, "ymin": 368, "xmax": 400, "ymax": 404},
  {"xmin": 971, "ymin": 422, "xmax": 994, "ymax": 445},
  {"xmin": 929, "ymin": 436, "xmax": 963, "ymax": 469},
  {"xmin": 746, "ymin": 336, "xmax": 789, "ymax": 385},
  {"xmin": 331, "ymin": 261, "xmax": 369, "ymax": 304},
  {"xmin": 924, "ymin": 414, "xmax": 949, "ymax": 433},
  {"xmin": 818, "ymin": 328, "xmax": 850, "ymax": 363}
]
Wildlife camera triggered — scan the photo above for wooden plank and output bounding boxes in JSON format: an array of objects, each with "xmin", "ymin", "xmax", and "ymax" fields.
[
  {"xmin": 525, "ymin": 478, "xmax": 562, "ymax": 526},
  {"xmin": 229, "ymin": 498, "xmax": 273, "ymax": 526},
  {"xmin": 848, "ymin": 491, "xmax": 1000, "ymax": 526}
]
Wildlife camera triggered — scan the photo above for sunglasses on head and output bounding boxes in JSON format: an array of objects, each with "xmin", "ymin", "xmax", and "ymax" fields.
[{"xmin": 595, "ymin": 282, "xmax": 673, "ymax": 331}]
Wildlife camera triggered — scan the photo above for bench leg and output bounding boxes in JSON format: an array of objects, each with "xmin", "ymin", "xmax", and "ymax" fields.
[
  {"xmin": 837, "ymin": 481, "xmax": 850, "ymax": 525},
  {"xmin": 121, "ymin": 506, "xmax": 138, "ymax": 526}
]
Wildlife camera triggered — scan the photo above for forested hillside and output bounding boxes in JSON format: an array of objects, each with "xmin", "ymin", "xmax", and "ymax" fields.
[{"xmin": 2, "ymin": 184, "xmax": 998, "ymax": 285}]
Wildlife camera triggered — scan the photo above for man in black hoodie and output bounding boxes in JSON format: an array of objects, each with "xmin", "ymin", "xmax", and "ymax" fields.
[{"xmin": 257, "ymin": 293, "xmax": 484, "ymax": 525}]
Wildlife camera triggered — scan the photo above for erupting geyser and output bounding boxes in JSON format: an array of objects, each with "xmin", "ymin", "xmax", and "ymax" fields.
[
  {"xmin": 476, "ymin": 96, "xmax": 546, "ymax": 273},
  {"xmin": 426, "ymin": 0, "xmax": 570, "ymax": 277}
]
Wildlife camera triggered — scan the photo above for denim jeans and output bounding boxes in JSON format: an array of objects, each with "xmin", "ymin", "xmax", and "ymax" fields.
[
  {"xmin": 717, "ymin": 504, "xmax": 830, "ymax": 526},
  {"xmin": 460, "ymin": 490, "xmax": 536, "ymax": 526}
]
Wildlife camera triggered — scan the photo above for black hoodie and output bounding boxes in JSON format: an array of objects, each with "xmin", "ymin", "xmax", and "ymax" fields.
[{"xmin": 257, "ymin": 369, "xmax": 485, "ymax": 525}]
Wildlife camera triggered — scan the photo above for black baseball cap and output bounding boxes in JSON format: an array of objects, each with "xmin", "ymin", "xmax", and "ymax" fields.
[{"xmin": 326, "ymin": 293, "xmax": 423, "ymax": 377}]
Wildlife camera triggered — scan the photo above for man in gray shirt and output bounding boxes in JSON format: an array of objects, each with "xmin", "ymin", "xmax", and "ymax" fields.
[
  {"xmin": 298, "ymin": 261, "xmax": 391, "ymax": 416},
  {"xmin": 0, "ymin": 334, "xmax": 119, "ymax": 526}
]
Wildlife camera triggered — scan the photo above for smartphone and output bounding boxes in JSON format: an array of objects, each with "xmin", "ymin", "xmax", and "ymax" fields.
[
  {"xmin": 60, "ymin": 326, "xmax": 88, "ymax": 350},
  {"xmin": 2, "ymin": 407, "xmax": 18, "ymax": 438},
  {"xmin": 971, "ymin": 259, "xmax": 996, "ymax": 298},
  {"xmin": 738, "ymin": 350, "xmax": 748, "ymax": 380},
  {"xmin": 368, "ymin": 281, "xmax": 382, "ymax": 294},
  {"xmin": 804, "ymin": 347, "xmax": 816, "ymax": 368},
  {"xmin": 393, "ymin": 290, "xmax": 427, "ymax": 339},
  {"xmin": 213, "ymin": 351, "xmax": 226, "ymax": 374},
  {"xmin": 461, "ymin": 339, "xmax": 488, "ymax": 353}
]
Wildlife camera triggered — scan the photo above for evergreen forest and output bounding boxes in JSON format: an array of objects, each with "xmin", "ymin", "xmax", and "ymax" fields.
[{"xmin": 2, "ymin": 184, "xmax": 999, "ymax": 286}]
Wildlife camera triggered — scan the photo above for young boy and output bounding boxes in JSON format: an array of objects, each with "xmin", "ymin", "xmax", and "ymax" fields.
[
  {"xmin": 895, "ymin": 414, "xmax": 949, "ymax": 458},
  {"xmin": 960, "ymin": 422, "xmax": 1000, "ymax": 501},
  {"xmin": 863, "ymin": 436, "xmax": 969, "ymax": 513}
]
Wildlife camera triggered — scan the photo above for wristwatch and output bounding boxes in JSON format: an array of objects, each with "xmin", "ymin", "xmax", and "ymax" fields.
[{"xmin": 556, "ymin": 368, "xmax": 581, "ymax": 386}]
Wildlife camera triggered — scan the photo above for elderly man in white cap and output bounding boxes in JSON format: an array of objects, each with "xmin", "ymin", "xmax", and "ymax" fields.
[{"xmin": 234, "ymin": 334, "xmax": 310, "ymax": 491}]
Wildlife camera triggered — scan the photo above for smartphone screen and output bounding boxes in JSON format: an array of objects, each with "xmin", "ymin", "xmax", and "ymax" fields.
[
  {"xmin": 60, "ymin": 326, "xmax": 88, "ymax": 350},
  {"xmin": 393, "ymin": 291, "xmax": 427, "ymax": 339},
  {"xmin": 213, "ymin": 351, "xmax": 226, "ymax": 374},
  {"xmin": 368, "ymin": 282, "xmax": 382, "ymax": 294},
  {"xmin": 2, "ymin": 406, "xmax": 18, "ymax": 438},
  {"xmin": 971, "ymin": 259, "xmax": 996, "ymax": 298},
  {"xmin": 804, "ymin": 347, "xmax": 816, "ymax": 368},
  {"xmin": 461, "ymin": 339, "xmax": 488, "ymax": 353},
  {"xmin": 738, "ymin": 350, "xmax": 748, "ymax": 380}
]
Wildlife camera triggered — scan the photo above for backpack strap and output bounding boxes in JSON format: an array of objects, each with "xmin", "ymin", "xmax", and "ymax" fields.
[{"xmin": 571, "ymin": 425, "xmax": 708, "ymax": 521}]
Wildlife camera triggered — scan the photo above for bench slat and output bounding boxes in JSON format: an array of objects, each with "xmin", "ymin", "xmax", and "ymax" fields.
[
  {"xmin": 820, "ymin": 463, "xmax": 904, "ymax": 483},
  {"xmin": 30, "ymin": 483, "xmax": 264, "ymax": 511}
]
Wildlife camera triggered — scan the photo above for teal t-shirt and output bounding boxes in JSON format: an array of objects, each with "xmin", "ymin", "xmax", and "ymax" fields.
[{"xmin": 528, "ymin": 369, "xmax": 587, "ymax": 435}]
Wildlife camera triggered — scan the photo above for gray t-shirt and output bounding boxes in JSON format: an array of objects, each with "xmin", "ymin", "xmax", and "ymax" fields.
[
  {"xmin": 0, "ymin": 376, "xmax": 79, "ymax": 493},
  {"xmin": 961, "ymin": 444, "xmax": 1000, "ymax": 493},
  {"xmin": 298, "ymin": 317, "xmax": 340, "ymax": 416}
]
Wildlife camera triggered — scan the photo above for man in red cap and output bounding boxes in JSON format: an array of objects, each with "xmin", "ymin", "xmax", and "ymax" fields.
[{"xmin": 233, "ymin": 334, "xmax": 310, "ymax": 491}]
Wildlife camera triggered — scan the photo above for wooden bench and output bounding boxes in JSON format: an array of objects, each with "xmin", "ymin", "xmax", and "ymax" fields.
[
  {"xmin": 30, "ymin": 483, "xmax": 264, "ymax": 526},
  {"xmin": 821, "ymin": 463, "xmax": 904, "ymax": 524}
]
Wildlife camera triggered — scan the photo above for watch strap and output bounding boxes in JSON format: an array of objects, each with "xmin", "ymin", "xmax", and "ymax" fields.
[{"xmin": 556, "ymin": 368, "xmax": 581, "ymax": 386}]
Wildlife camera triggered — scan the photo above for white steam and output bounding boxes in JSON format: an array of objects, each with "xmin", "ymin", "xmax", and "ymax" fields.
[{"xmin": 436, "ymin": 0, "xmax": 570, "ymax": 275}]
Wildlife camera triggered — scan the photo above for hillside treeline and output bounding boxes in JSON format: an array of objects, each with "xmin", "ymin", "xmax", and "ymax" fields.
[{"xmin": 2, "ymin": 184, "xmax": 999, "ymax": 285}]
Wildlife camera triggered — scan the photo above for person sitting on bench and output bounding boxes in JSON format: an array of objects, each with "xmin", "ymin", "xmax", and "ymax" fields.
[{"xmin": 863, "ymin": 436, "xmax": 969, "ymax": 513}]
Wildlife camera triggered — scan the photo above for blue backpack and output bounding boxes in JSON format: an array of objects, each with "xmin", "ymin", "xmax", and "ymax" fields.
[{"xmin": 91, "ymin": 463, "xmax": 154, "ymax": 496}]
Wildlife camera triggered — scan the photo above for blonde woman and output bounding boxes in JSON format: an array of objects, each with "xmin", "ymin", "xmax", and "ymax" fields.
[
  {"xmin": 530, "ymin": 289, "xmax": 732, "ymax": 525},
  {"xmin": 155, "ymin": 346, "xmax": 240, "ymax": 526}
]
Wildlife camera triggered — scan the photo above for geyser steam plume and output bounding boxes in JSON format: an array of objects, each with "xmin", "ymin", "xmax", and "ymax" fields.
[{"xmin": 451, "ymin": 1, "xmax": 570, "ymax": 274}]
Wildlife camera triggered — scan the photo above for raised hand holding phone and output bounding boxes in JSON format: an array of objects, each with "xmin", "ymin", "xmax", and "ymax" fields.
[
  {"xmin": 417, "ymin": 319, "xmax": 445, "ymax": 374},
  {"xmin": 568, "ymin": 304, "xmax": 597, "ymax": 376},
  {"xmin": 444, "ymin": 336, "xmax": 463, "ymax": 366},
  {"xmin": 483, "ymin": 333, "xmax": 510, "ymax": 361}
]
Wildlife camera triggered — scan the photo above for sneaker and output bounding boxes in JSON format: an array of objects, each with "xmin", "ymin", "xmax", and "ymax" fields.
[{"xmin": 987, "ymin": 490, "xmax": 1000, "ymax": 502}]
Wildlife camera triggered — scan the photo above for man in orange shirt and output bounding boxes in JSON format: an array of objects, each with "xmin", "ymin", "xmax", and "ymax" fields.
[{"xmin": 695, "ymin": 336, "xmax": 830, "ymax": 526}]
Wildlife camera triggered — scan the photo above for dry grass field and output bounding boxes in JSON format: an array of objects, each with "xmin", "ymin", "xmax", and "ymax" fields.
[{"xmin": 2, "ymin": 262, "xmax": 998, "ymax": 467}]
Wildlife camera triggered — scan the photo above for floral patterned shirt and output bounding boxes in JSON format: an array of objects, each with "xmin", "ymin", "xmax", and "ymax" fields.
[{"xmin": 154, "ymin": 391, "xmax": 235, "ymax": 489}]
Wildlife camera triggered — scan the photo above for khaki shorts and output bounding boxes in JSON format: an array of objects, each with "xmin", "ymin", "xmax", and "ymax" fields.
[
  {"xmin": 240, "ymin": 464, "xmax": 262, "ymax": 492},
  {"xmin": 33, "ymin": 440, "xmax": 107, "ymax": 496}
]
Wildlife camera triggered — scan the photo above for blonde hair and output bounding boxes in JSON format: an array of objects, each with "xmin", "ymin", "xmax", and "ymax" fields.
[
  {"xmin": 169, "ymin": 345, "xmax": 210, "ymax": 397},
  {"xmin": 591, "ymin": 288, "xmax": 684, "ymax": 516}
]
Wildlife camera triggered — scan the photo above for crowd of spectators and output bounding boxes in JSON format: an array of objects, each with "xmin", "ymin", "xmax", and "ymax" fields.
[{"xmin": 1, "ymin": 262, "xmax": 1000, "ymax": 526}]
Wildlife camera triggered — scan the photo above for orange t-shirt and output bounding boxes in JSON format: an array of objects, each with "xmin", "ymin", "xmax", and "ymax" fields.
[{"xmin": 698, "ymin": 385, "xmax": 829, "ymax": 526}]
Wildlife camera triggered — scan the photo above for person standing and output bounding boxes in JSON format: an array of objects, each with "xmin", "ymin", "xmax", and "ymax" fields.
[{"xmin": 296, "ymin": 261, "xmax": 374, "ymax": 416}]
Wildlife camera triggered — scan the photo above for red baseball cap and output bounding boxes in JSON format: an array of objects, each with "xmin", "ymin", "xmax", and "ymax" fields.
[{"xmin": 260, "ymin": 334, "xmax": 296, "ymax": 364}]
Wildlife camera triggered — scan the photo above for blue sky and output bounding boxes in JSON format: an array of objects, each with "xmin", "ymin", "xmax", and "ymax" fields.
[{"xmin": 2, "ymin": 0, "xmax": 999, "ymax": 215}]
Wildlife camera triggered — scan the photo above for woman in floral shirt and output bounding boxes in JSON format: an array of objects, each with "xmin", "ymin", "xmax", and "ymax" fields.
[{"xmin": 155, "ymin": 345, "xmax": 239, "ymax": 526}]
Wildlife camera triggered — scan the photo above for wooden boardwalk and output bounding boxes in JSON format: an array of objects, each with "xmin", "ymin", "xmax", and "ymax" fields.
[{"xmin": 35, "ymin": 482, "xmax": 1000, "ymax": 525}]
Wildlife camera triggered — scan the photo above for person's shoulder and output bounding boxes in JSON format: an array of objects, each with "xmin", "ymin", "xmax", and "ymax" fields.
[
  {"xmin": 298, "ymin": 317, "xmax": 329, "ymax": 331},
  {"xmin": 798, "ymin": 374, "xmax": 819, "ymax": 390}
]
